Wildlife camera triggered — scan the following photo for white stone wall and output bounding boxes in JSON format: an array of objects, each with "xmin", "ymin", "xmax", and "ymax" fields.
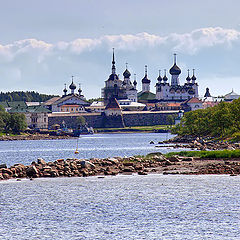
[{"xmin": 142, "ymin": 83, "xmax": 150, "ymax": 92}]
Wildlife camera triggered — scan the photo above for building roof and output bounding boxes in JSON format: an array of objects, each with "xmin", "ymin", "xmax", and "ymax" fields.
[
  {"xmin": 52, "ymin": 94, "xmax": 89, "ymax": 106},
  {"xmin": 0, "ymin": 101, "xmax": 27, "ymax": 108},
  {"xmin": 9, "ymin": 105, "xmax": 51, "ymax": 113},
  {"xmin": 43, "ymin": 97, "xmax": 61, "ymax": 106},
  {"xmin": 224, "ymin": 89, "xmax": 240, "ymax": 99},
  {"xmin": 184, "ymin": 97, "xmax": 202, "ymax": 104},
  {"xmin": 105, "ymin": 98, "xmax": 121, "ymax": 110},
  {"xmin": 137, "ymin": 91, "xmax": 156, "ymax": 101}
]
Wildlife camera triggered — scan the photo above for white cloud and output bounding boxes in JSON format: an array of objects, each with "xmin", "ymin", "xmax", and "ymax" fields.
[{"xmin": 0, "ymin": 27, "xmax": 240, "ymax": 98}]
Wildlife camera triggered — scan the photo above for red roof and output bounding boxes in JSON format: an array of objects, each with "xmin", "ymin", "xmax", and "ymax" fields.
[
  {"xmin": 105, "ymin": 98, "xmax": 121, "ymax": 109},
  {"xmin": 185, "ymin": 97, "xmax": 202, "ymax": 104}
]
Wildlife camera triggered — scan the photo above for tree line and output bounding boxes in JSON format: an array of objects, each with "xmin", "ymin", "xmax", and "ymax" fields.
[
  {"xmin": 172, "ymin": 98, "xmax": 240, "ymax": 140},
  {"xmin": 0, "ymin": 106, "xmax": 27, "ymax": 134},
  {"xmin": 0, "ymin": 91, "xmax": 58, "ymax": 102}
]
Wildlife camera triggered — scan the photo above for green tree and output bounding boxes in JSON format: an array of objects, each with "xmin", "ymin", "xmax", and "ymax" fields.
[
  {"xmin": 9, "ymin": 113, "xmax": 27, "ymax": 133},
  {"xmin": 76, "ymin": 116, "xmax": 86, "ymax": 129}
]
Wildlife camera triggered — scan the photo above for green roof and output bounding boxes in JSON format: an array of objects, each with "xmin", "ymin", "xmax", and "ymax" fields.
[
  {"xmin": 9, "ymin": 105, "xmax": 50, "ymax": 113},
  {"xmin": 0, "ymin": 101, "xmax": 27, "ymax": 108},
  {"xmin": 137, "ymin": 91, "xmax": 156, "ymax": 101}
]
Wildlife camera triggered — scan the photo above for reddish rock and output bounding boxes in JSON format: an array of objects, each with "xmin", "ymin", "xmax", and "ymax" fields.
[{"xmin": 37, "ymin": 158, "xmax": 47, "ymax": 165}]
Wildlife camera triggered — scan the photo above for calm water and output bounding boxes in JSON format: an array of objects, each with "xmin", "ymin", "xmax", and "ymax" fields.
[
  {"xmin": 0, "ymin": 133, "xmax": 179, "ymax": 167},
  {"xmin": 0, "ymin": 133, "xmax": 239, "ymax": 239},
  {"xmin": 0, "ymin": 174, "xmax": 239, "ymax": 240}
]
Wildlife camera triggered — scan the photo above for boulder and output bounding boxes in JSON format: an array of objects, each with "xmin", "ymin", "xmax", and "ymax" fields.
[
  {"xmin": 108, "ymin": 158, "xmax": 119, "ymax": 164},
  {"xmin": 79, "ymin": 160, "xmax": 95, "ymax": 169},
  {"xmin": 26, "ymin": 165, "xmax": 38, "ymax": 177},
  {"xmin": 37, "ymin": 158, "xmax": 47, "ymax": 165},
  {"xmin": 0, "ymin": 164, "xmax": 7, "ymax": 169},
  {"xmin": 2, "ymin": 168, "xmax": 13, "ymax": 176}
]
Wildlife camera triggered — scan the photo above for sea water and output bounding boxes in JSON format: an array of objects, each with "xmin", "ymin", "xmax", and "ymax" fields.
[
  {"xmin": 0, "ymin": 174, "xmax": 239, "ymax": 239},
  {"xmin": 0, "ymin": 133, "xmax": 179, "ymax": 167}
]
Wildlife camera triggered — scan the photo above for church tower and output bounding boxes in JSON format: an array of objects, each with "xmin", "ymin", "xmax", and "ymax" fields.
[
  {"xmin": 141, "ymin": 65, "xmax": 151, "ymax": 92},
  {"xmin": 169, "ymin": 54, "xmax": 181, "ymax": 86}
]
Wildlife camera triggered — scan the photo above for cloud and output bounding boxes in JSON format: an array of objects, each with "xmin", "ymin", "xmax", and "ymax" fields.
[
  {"xmin": 0, "ymin": 27, "xmax": 239, "ymax": 59},
  {"xmin": 0, "ymin": 27, "xmax": 240, "ymax": 98},
  {"xmin": 171, "ymin": 27, "xmax": 240, "ymax": 54}
]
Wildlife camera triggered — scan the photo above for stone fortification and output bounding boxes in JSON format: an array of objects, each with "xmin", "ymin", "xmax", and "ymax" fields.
[
  {"xmin": 48, "ymin": 111, "xmax": 178, "ymax": 129},
  {"xmin": 123, "ymin": 111, "xmax": 177, "ymax": 127}
]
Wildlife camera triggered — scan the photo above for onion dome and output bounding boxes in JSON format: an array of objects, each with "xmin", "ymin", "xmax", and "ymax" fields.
[
  {"xmin": 169, "ymin": 53, "xmax": 181, "ymax": 75},
  {"xmin": 192, "ymin": 75, "xmax": 196, "ymax": 81},
  {"xmin": 186, "ymin": 69, "xmax": 191, "ymax": 82},
  {"xmin": 69, "ymin": 81, "xmax": 76, "ymax": 90},
  {"xmin": 133, "ymin": 74, "xmax": 137, "ymax": 85},
  {"xmin": 63, "ymin": 84, "xmax": 67, "ymax": 94},
  {"xmin": 204, "ymin": 88, "xmax": 211, "ymax": 98},
  {"xmin": 78, "ymin": 84, "xmax": 82, "ymax": 94},
  {"xmin": 191, "ymin": 69, "xmax": 197, "ymax": 81},
  {"xmin": 142, "ymin": 65, "xmax": 150, "ymax": 83},
  {"xmin": 163, "ymin": 69, "xmax": 168, "ymax": 82},
  {"xmin": 69, "ymin": 77, "xmax": 76, "ymax": 90},
  {"xmin": 157, "ymin": 70, "xmax": 162, "ymax": 82},
  {"xmin": 123, "ymin": 69, "xmax": 131, "ymax": 78},
  {"xmin": 108, "ymin": 73, "xmax": 119, "ymax": 81}
]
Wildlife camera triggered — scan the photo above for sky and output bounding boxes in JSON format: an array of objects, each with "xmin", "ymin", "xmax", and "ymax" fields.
[{"xmin": 0, "ymin": 0, "xmax": 240, "ymax": 99}]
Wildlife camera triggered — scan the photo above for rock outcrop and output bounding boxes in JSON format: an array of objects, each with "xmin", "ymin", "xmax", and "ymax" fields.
[{"xmin": 1, "ymin": 154, "xmax": 240, "ymax": 181}]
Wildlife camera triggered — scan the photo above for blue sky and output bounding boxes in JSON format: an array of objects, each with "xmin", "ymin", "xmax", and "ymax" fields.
[{"xmin": 0, "ymin": 0, "xmax": 240, "ymax": 98}]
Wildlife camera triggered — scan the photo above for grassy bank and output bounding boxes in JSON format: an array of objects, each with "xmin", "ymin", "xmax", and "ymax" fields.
[
  {"xmin": 95, "ymin": 125, "xmax": 171, "ymax": 133},
  {"xmin": 164, "ymin": 149, "xmax": 240, "ymax": 159}
]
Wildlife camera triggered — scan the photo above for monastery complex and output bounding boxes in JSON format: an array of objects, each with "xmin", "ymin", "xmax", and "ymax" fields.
[{"xmin": 1, "ymin": 50, "xmax": 239, "ymax": 130}]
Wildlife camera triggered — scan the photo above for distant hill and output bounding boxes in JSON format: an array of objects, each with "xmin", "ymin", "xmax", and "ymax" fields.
[{"xmin": 0, "ymin": 91, "xmax": 59, "ymax": 102}]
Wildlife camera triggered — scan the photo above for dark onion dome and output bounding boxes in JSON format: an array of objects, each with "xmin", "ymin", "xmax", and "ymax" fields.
[
  {"xmin": 78, "ymin": 88, "xmax": 82, "ymax": 94},
  {"xmin": 108, "ymin": 73, "xmax": 119, "ymax": 81},
  {"xmin": 204, "ymin": 87, "xmax": 211, "ymax": 97},
  {"xmin": 63, "ymin": 88, "xmax": 67, "ymax": 93},
  {"xmin": 192, "ymin": 75, "xmax": 197, "ymax": 81},
  {"xmin": 142, "ymin": 75, "xmax": 150, "ymax": 84},
  {"xmin": 123, "ymin": 69, "xmax": 131, "ymax": 78},
  {"xmin": 69, "ymin": 81, "xmax": 76, "ymax": 90},
  {"xmin": 186, "ymin": 75, "xmax": 191, "ymax": 81},
  {"xmin": 163, "ymin": 74, "xmax": 168, "ymax": 81},
  {"xmin": 157, "ymin": 75, "xmax": 162, "ymax": 81},
  {"xmin": 169, "ymin": 63, "xmax": 181, "ymax": 75},
  {"xmin": 133, "ymin": 79, "xmax": 137, "ymax": 85}
]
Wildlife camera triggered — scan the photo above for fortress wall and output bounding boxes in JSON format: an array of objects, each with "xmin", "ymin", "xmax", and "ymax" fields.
[
  {"xmin": 48, "ymin": 114, "xmax": 104, "ymax": 128},
  {"xmin": 48, "ymin": 111, "xmax": 177, "ymax": 129},
  {"xmin": 123, "ymin": 112, "xmax": 176, "ymax": 127}
]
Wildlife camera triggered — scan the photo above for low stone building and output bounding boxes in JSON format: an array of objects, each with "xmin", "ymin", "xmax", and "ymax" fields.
[{"xmin": 9, "ymin": 105, "xmax": 51, "ymax": 129}]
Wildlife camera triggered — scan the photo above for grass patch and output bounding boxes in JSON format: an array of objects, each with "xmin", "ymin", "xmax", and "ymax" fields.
[
  {"xmin": 164, "ymin": 149, "xmax": 240, "ymax": 159},
  {"xmin": 95, "ymin": 125, "xmax": 170, "ymax": 132}
]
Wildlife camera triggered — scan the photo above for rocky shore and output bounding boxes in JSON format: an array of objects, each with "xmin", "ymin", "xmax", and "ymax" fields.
[
  {"xmin": 1, "ymin": 154, "xmax": 240, "ymax": 181},
  {"xmin": 160, "ymin": 135, "xmax": 240, "ymax": 151},
  {"xmin": 0, "ymin": 134, "xmax": 76, "ymax": 141}
]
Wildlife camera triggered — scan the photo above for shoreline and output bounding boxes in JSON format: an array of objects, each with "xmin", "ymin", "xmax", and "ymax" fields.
[
  {"xmin": 1, "ymin": 153, "xmax": 239, "ymax": 181},
  {"xmin": 0, "ymin": 130, "xmax": 169, "ymax": 141}
]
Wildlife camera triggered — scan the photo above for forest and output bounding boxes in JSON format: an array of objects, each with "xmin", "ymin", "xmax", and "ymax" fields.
[
  {"xmin": 172, "ymin": 98, "xmax": 240, "ymax": 141},
  {"xmin": 0, "ymin": 91, "xmax": 57, "ymax": 102}
]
